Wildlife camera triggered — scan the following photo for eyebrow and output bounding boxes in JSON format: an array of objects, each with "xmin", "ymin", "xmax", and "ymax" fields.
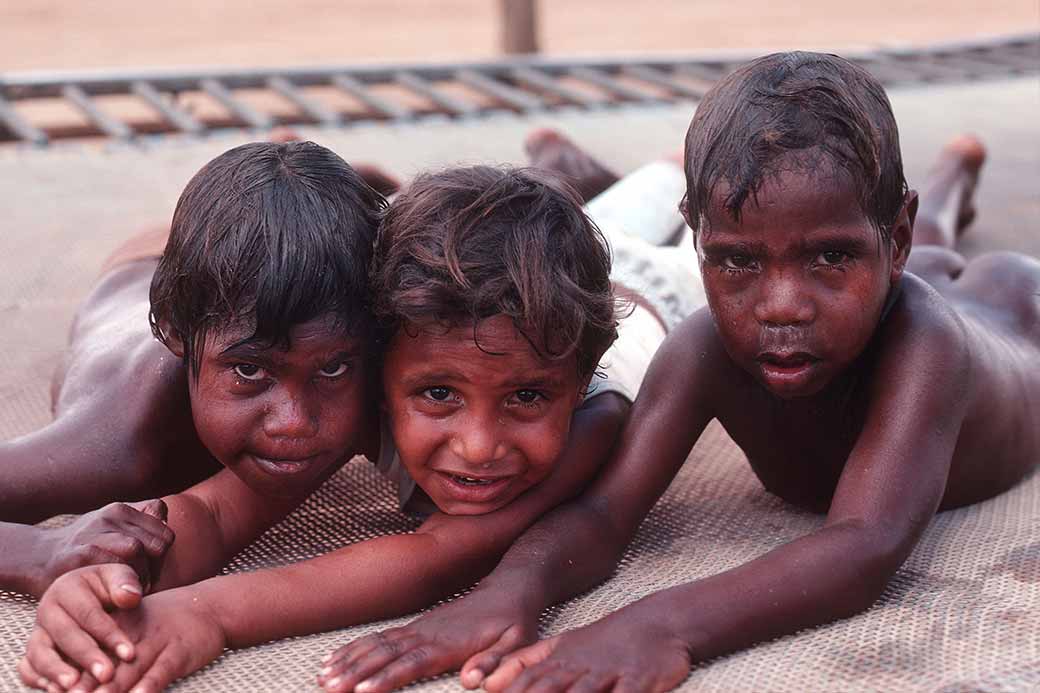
[{"xmin": 398, "ymin": 368, "xmax": 568, "ymax": 391}]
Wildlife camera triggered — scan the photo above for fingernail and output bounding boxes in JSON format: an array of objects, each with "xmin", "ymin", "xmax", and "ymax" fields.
[
  {"xmin": 325, "ymin": 677, "xmax": 341, "ymax": 690},
  {"xmin": 59, "ymin": 673, "xmax": 77, "ymax": 688},
  {"xmin": 320, "ymin": 666, "xmax": 333, "ymax": 676},
  {"xmin": 119, "ymin": 583, "xmax": 142, "ymax": 595},
  {"xmin": 356, "ymin": 680, "xmax": 375, "ymax": 693},
  {"xmin": 36, "ymin": 678, "xmax": 49, "ymax": 689},
  {"xmin": 92, "ymin": 661, "xmax": 106, "ymax": 678},
  {"xmin": 130, "ymin": 686, "xmax": 147, "ymax": 693},
  {"xmin": 462, "ymin": 669, "xmax": 485, "ymax": 686},
  {"xmin": 116, "ymin": 643, "xmax": 134, "ymax": 660}
]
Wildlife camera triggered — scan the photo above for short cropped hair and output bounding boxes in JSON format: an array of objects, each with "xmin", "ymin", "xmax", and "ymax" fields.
[
  {"xmin": 372, "ymin": 165, "xmax": 617, "ymax": 379},
  {"xmin": 149, "ymin": 141, "xmax": 386, "ymax": 373},
  {"xmin": 684, "ymin": 51, "xmax": 908, "ymax": 239}
]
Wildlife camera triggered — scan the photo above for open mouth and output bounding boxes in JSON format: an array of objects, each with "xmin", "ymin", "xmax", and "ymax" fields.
[
  {"xmin": 755, "ymin": 352, "xmax": 820, "ymax": 390},
  {"xmin": 434, "ymin": 471, "xmax": 515, "ymax": 504}
]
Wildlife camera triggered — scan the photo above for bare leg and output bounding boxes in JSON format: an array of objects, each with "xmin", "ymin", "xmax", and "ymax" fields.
[
  {"xmin": 913, "ymin": 134, "xmax": 986, "ymax": 249},
  {"xmin": 525, "ymin": 129, "xmax": 620, "ymax": 203}
]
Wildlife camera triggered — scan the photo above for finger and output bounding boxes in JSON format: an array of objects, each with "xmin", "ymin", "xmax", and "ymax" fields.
[
  {"xmin": 18, "ymin": 653, "xmax": 51, "ymax": 691},
  {"xmin": 97, "ymin": 646, "xmax": 183, "ymax": 693},
  {"xmin": 483, "ymin": 638, "xmax": 558, "ymax": 693},
  {"xmin": 23, "ymin": 628, "xmax": 83, "ymax": 691},
  {"xmin": 116, "ymin": 503, "xmax": 174, "ymax": 557},
  {"xmin": 42, "ymin": 572, "xmax": 140, "ymax": 667},
  {"xmin": 523, "ymin": 664, "xmax": 584, "ymax": 693},
  {"xmin": 68, "ymin": 669, "xmax": 102, "ymax": 693},
  {"xmin": 319, "ymin": 632, "xmax": 416, "ymax": 692},
  {"xmin": 568, "ymin": 672, "xmax": 616, "ymax": 693},
  {"xmin": 91, "ymin": 563, "xmax": 145, "ymax": 614},
  {"xmin": 352, "ymin": 646, "xmax": 450, "ymax": 693},
  {"xmin": 460, "ymin": 624, "xmax": 532, "ymax": 689},
  {"xmin": 36, "ymin": 604, "xmax": 121, "ymax": 683},
  {"xmin": 92, "ymin": 535, "xmax": 151, "ymax": 584}
]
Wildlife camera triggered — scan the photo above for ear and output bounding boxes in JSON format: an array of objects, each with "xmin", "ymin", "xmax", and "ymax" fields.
[
  {"xmin": 156, "ymin": 319, "xmax": 185, "ymax": 358},
  {"xmin": 888, "ymin": 190, "xmax": 917, "ymax": 284},
  {"xmin": 678, "ymin": 194, "xmax": 692, "ymax": 227}
]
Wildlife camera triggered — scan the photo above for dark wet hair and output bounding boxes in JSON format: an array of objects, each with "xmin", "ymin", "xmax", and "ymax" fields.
[
  {"xmin": 149, "ymin": 140, "xmax": 386, "ymax": 374},
  {"xmin": 683, "ymin": 51, "xmax": 908, "ymax": 239},
  {"xmin": 372, "ymin": 165, "xmax": 617, "ymax": 379}
]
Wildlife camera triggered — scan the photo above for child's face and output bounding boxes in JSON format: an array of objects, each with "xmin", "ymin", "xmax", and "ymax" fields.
[
  {"xmin": 382, "ymin": 314, "xmax": 584, "ymax": 515},
  {"xmin": 181, "ymin": 314, "xmax": 370, "ymax": 497},
  {"xmin": 697, "ymin": 168, "xmax": 908, "ymax": 399}
]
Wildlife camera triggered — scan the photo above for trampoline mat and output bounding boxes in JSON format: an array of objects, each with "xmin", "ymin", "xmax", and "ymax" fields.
[{"xmin": 1, "ymin": 78, "xmax": 1039, "ymax": 692}]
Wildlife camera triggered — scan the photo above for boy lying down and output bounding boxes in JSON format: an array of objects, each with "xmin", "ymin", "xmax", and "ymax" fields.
[
  {"xmin": 316, "ymin": 52, "xmax": 1040, "ymax": 693},
  {"xmin": 18, "ymin": 137, "xmax": 705, "ymax": 691}
]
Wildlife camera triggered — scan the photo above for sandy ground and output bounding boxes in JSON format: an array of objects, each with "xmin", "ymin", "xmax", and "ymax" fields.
[{"xmin": 0, "ymin": 0, "xmax": 1037, "ymax": 73}]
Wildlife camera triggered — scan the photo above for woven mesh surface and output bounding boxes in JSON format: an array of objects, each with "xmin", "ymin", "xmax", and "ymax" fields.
[{"xmin": 1, "ymin": 78, "xmax": 1038, "ymax": 691}]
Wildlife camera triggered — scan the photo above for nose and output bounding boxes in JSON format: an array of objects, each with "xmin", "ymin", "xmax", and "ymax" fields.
[
  {"xmin": 449, "ymin": 411, "xmax": 509, "ymax": 467},
  {"xmin": 753, "ymin": 268, "xmax": 816, "ymax": 326},
  {"xmin": 263, "ymin": 387, "xmax": 320, "ymax": 439}
]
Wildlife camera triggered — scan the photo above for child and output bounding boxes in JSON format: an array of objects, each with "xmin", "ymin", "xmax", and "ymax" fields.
[
  {"xmin": 316, "ymin": 52, "xmax": 1040, "ymax": 693},
  {"xmin": 18, "ymin": 152, "xmax": 704, "ymax": 692}
]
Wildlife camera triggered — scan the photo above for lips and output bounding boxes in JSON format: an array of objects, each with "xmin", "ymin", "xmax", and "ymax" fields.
[
  {"xmin": 251, "ymin": 453, "xmax": 322, "ymax": 476},
  {"xmin": 755, "ymin": 351, "xmax": 820, "ymax": 392},
  {"xmin": 433, "ymin": 470, "xmax": 515, "ymax": 505}
]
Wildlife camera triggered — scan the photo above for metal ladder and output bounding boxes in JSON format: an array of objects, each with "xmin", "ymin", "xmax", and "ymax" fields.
[{"xmin": 1, "ymin": 33, "xmax": 1036, "ymax": 147}]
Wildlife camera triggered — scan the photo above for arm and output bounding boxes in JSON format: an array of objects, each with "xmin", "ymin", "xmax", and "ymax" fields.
[
  {"xmin": 483, "ymin": 302, "xmax": 974, "ymax": 693},
  {"xmin": 20, "ymin": 390, "xmax": 628, "ymax": 692},
  {"xmin": 0, "ymin": 501, "xmax": 172, "ymax": 598},
  {"xmin": 318, "ymin": 316, "xmax": 719, "ymax": 693}
]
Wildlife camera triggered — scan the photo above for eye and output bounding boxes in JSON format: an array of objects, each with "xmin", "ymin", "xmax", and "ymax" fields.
[
  {"xmin": 722, "ymin": 254, "xmax": 756, "ymax": 272},
  {"xmin": 233, "ymin": 363, "xmax": 266, "ymax": 381},
  {"xmin": 815, "ymin": 250, "xmax": 850, "ymax": 267},
  {"xmin": 424, "ymin": 386, "xmax": 454, "ymax": 402},
  {"xmin": 319, "ymin": 360, "xmax": 350, "ymax": 378},
  {"xmin": 512, "ymin": 389, "xmax": 545, "ymax": 407}
]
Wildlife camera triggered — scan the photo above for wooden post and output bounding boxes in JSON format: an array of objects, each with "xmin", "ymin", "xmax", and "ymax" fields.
[{"xmin": 500, "ymin": 0, "xmax": 539, "ymax": 55}]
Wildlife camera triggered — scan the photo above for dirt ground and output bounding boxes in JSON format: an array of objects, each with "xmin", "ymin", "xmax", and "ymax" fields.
[{"xmin": 1, "ymin": 0, "xmax": 1037, "ymax": 73}]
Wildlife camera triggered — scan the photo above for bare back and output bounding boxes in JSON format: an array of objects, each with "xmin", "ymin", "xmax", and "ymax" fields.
[{"xmin": 1, "ymin": 260, "xmax": 218, "ymax": 523}]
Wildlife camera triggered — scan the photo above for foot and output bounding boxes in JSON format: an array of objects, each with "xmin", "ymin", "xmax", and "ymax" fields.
[
  {"xmin": 940, "ymin": 134, "xmax": 986, "ymax": 235},
  {"xmin": 524, "ymin": 128, "xmax": 619, "ymax": 203}
]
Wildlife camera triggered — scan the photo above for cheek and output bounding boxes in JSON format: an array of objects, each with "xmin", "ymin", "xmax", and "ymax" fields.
[
  {"xmin": 520, "ymin": 411, "xmax": 572, "ymax": 476},
  {"xmin": 190, "ymin": 393, "xmax": 254, "ymax": 462},
  {"xmin": 389, "ymin": 409, "xmax": 444, "ymax": 470}
]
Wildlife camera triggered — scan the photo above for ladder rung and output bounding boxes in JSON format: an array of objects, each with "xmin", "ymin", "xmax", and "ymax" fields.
[
  {"xmin": 131, "ymin": 81, "xmax": 203, "ymax": 134},
  {"xmin": 510, "ymin": 67, "xmax": 599, "ymax": 106},
  {"xmin": 61, "ymin": 84, "xmax": 133, "ymax": 139},
  {"xmin": 267, "ymin": 76, "xmax": 341, "ymax": 125},
  {"xmin": 0, "ymin": 93, "xmax": 48, "ymax": 144},
  {"xmin": 455, "ymin": 69, "xmax": 543, "ymax": 111},
  {"xmin": 622, "ymin": 65, "xmax": 708, "ymax": 99},
  {"xmin": 394, "ymin": 71, "xmax": 480, "ymax": 116},
  {"xmin": 200, "ymin": 78, "xmax": 274, "ymax": 130},
  {"xmin": 568, "ymin": 66, "xmax": 663, "ymax": 102},
  {"xmin": 331, "ymin": 74, "xmax": 413, "ymax": 120}
]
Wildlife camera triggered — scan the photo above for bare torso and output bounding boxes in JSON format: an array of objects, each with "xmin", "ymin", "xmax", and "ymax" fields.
[{"xmin": 708, "ymin": 266, "xmax": 1040, "ymax": 513}]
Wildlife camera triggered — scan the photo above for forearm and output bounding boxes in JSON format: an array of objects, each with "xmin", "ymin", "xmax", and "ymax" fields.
[
  {"xmin": 186, "ymin": 530, "xmax": 487, "ymax": 648},
  {"xmin": 475, "ymin": 493, "xmax": 631, "ymax": 619},
  {"xmin": 633, "ymin": 522, "xmax": 903, "ymax": 661},
  {"xmin": 0, "ymin": 522, "xmax": 47, "ymax": 595}
]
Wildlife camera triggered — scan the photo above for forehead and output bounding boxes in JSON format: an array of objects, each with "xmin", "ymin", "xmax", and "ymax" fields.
[
  {"xmin": 701, "ymin": 164, "xmax": 873, "ymax": 243},
  {"xmin": 205, "ymin": 313, "xmax": 361, "ymax": 355},
  {"xmin": 386, "ymin": 315, "xmax": 577, "ymax": 383}
]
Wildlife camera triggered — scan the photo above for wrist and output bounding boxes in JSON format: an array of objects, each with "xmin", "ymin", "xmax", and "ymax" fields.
[{"xmin": 0, "ymin": 522, "xmax": 50, "ymax": 596}]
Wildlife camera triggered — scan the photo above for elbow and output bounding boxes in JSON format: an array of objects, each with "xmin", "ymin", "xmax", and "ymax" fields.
[{"xmin": 823, "ymin": 523, "xmax": 913, "ymax": 618}]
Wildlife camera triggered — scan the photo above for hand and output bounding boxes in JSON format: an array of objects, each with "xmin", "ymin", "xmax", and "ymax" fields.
[
  {"xmin": 317, "ymin": 588, "xmax": 539, "ymax": 693},
  {"xmin": 483, "ymin": 607, "xmax": 691, "ymax": 693},
  {"xmin": 27, "ymin": 500, "xmax": 173, "ymax": 597},
  {"xmin": 20, "ymin": 566, "xmax": 226, "ymax": 693}
]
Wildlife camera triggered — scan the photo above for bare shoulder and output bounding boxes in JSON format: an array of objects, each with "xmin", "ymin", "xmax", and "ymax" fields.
[{"xmin": 636, "ymin": 306, "xmax": 736, "ymax": 423}]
